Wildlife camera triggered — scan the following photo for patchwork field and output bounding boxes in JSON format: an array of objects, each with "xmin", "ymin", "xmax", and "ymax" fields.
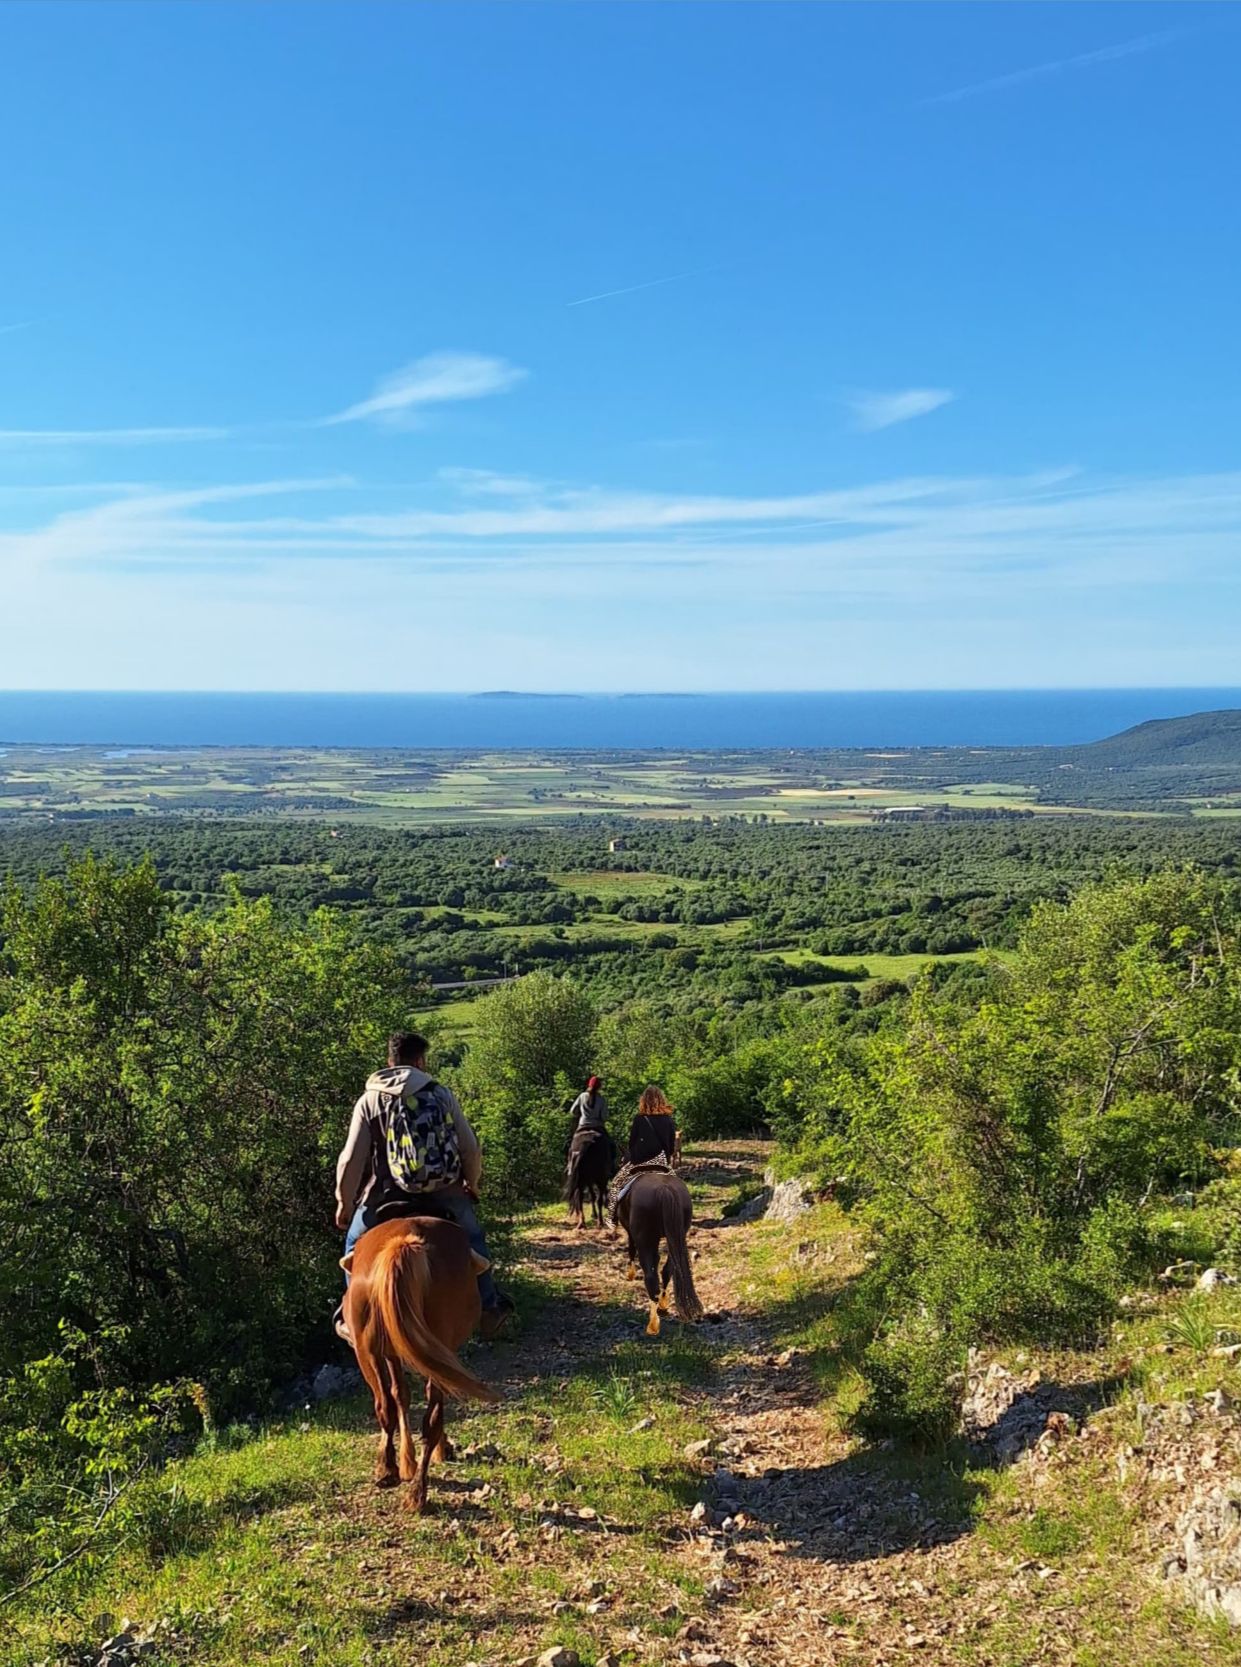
[{"xmin": 0, "ymin": 745, "xmax": 1065, "ymax": 825}]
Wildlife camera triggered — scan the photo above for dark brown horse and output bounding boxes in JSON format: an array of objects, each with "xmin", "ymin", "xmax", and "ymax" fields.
[
  {"xmin": 565, "ymin": 1127, "xmax": 616, "ymax": 1228},
  {"xmin": 616, "ymin": 1168, "xmax": 704, "ymax": 1336},
  {"xmin": 341, "ymin": 1216, "xmax": 500, "ymax": 1509}
]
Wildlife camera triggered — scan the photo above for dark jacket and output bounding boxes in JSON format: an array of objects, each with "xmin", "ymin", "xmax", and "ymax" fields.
[{"xmin": 627, "ymin": 1112, "xmax": 677, "ymax": 1166}]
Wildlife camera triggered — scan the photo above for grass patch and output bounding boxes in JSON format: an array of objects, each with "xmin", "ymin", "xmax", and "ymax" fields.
[{"xmin": 10, "ymin": 1247, "xmax": 715, "ymax": 1667}]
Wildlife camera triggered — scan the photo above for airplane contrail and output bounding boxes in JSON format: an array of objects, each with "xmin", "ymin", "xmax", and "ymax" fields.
[{"xmin": 566, "ymin": 267, "xmax": 720, "ymax": 308}]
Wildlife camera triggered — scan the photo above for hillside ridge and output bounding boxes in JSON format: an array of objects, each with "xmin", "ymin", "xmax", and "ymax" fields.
[{"xmin": 1080, "ymin": 707, "xmax": 1241, "ymax": 765}]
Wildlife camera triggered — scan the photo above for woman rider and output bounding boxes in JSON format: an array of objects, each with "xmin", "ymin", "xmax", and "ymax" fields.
[
  {"xmin": 609, "ymin": 1084, "xmax": 678, "ymax": 1225},
  {"xmin": 568, "ymin": 1075, "xmax": 609, "ymax": 1134}
]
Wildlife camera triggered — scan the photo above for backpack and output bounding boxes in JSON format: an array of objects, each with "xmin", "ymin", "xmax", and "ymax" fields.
[{"xmin": 384, "ymin": 1080, "xmax": 463, "ymax": 1193}]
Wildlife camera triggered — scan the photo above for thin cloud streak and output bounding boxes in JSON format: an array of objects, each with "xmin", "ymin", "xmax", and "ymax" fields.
[
  {"xmin": 923, "ymin": 29, "xmax": 1180, "ymax": 106},
  {"xmin": 0, "ymin": 348, "xmax": 526, "ymax": 446},
  {"xmin": 12, "ymin": 470, "xmax": 1241, "ymax": 612},
  {"xmin": 321, "ymin": 352, "xmax": 527, "ymax": 426},
  {"xmin": 848, "ymin": 389, "xmax": 955, "ymax": 432},
  {"xmin": 566, "ymin": 267, "xmax": 720, "ymax": 307},
  {"xmin": 0, "ymin": 322, "xmax": 31, "ymax": 338},
  {"xmin": 0, "ymin": 426, "xmax": 231, "ymax": 446}
]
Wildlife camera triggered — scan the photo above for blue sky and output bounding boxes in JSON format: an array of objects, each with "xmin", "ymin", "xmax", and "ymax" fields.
[{"xmin": 1, "ymin": 1, "xmax": 1238, "ymax": 692}]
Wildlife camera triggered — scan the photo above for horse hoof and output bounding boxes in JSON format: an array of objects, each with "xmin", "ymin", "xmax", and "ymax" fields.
[{"xmin": 375, "ymin": 1472, "xmax": 401, "ymax": 1490}]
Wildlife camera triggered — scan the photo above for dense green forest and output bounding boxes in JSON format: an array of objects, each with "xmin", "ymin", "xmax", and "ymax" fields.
[
  {"xmin": 2, "ymin": 802, "xmax": 1240, "ymax": 1619},
  {"xmin": 3, "ymin": 813, "xmax": 1241, "ymax": 1028}
]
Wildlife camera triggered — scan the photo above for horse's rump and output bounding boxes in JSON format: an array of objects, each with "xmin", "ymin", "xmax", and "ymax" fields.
[
  {"xmin": 349, "ymin": 1218, "xmax": 499, "ymax": 1404},
  {"xmin": 564, "ymin": 1126, "xmax": 615, "ymax": 1200},
  {"xmin": 624, "ymin": 1170, "xmax": 704, "ymax": 1323}
]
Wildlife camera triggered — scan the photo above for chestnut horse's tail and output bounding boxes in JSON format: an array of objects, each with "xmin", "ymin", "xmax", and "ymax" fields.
[
  {"xmin": 659, "ymin": 1182, "xmax": 704, "ymax": 1323},
  {"xmin": 370, "ymin": 1231, "xmax": 501, "ymax": 1404}
]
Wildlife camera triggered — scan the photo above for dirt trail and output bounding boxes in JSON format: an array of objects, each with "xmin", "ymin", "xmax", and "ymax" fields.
[
  {"xmin": 342, "ymin": 1140, "xmax": 1226, "ymax": 1666},
  {"xmin": 515, "ymin": 1140, "xmax": 971, "ymax": 1667}
]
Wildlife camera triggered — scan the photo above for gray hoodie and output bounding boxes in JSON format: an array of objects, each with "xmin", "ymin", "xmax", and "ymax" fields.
[
  {"xmin": 335, "ymin": 1065, "xmax": 483, "ymax": 1219},
  {"xmin": 570, "ymin": 1089, "xmax": 609, "ymax": 1132}
]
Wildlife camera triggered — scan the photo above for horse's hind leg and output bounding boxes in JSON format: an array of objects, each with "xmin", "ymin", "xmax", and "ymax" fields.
[
  {"xmin": 389, "ymin": 1359, "xmax": 417, "ymax": 1484},
  {"xmin": 625, "ymin": 1232, "xmax": 638, "ymax": 1281},
  {"xmin": 426, "ymin": 1376, "xmax": 454, "ymax": 1462},
  {"xmin": 357, "ymin": 1343, "xmax": 400, "ymax": 1488},
  {"xmin": 410, "ymin": 1383, "xmax": 445, "ymax": 1512},
  {"xmin": 658, "ymin": 1253, "xmax": 673, "ymax": 1313},
  {"xmin": 640, "ymin": 1250, "xmax": 662, "ymax": 1335}
]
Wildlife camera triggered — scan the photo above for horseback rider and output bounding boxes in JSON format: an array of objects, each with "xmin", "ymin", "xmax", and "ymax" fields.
[
  {"xmin": 608, "ymin": 1084, "xmax": 679, "ymax": 1227},
  {"xmin": 569, "ymin": 1075, "xmax": 609, "ymax": 1134},
  {"xmin": 565, "ymin": 1072, "xmax": 615, "ymax": 1163},
  {"xmin": 334, "ymin": 1031, "xmax": 513, "ymax": 1343}
]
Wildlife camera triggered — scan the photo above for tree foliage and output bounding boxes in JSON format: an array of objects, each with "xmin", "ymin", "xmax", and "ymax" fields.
[
  {"xmin": 0, "ymin": 854, "xmax": 409, "ymax": 1410},
  {"xmin": 777, "ymin": 870, "xmax": 1241, "ymax": 1439}
]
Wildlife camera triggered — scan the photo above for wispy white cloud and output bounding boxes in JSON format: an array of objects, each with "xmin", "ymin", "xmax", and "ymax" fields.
[
  {"xmin": 0, "ymin": 348, "xmax": 526, "ymax": 448},
  {"xmin": 848, "ymin": 388, "xmax": 955, "ymax": 432},
  {"xmin": 437, "ymin": 467, "xmax": 545, "ymax": 498},
  {"xmin": 0, "ymin": 477, "xmax": 349, "ymax": 568},
  {"xmin": 12, "ymin": 468, "xmax": 1241, "ymax": 618},
  {"xmin": 321, "ymin": 352, "xmax": 527, "ymax": 427},
  {"xmin": 0, "ymin": 321, "xmax": 31, "ymax": 338},
  {"xmin": 923, "ymin": 29, "xmax": 1180, "ymax": 107},
  {"xmin": 0, "ymin": 425, "xmax": 231, "ymax": 446}
]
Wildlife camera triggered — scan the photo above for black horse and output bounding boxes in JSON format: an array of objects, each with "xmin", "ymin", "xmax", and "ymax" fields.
[
  {"xmin": 616, "ymin": 1168, "xmax": 703, "ymax": 1335},
  {"xmin": 564, "ymin": 1127, "xmax": 616, "ymax": 1228}
]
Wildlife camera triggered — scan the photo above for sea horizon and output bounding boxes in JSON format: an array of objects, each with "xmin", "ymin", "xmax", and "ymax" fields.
[{"xmin": 1, "ymin": 688, "xmax": 1239, "ymax": 752}]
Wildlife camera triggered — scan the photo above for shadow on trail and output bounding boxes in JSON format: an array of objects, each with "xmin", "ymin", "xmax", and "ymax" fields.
[
  {"xmin": 720, "ymin": 1370, "xmax": 1130, "ymax": 1566},
  {"xmin": 367, "ymin": 1595, "xmax": 547, "ymax": 1642}
]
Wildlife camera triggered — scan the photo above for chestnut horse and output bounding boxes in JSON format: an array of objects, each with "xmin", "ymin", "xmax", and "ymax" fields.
[
  {"xmin": 616, "ymin": 1168, "xmax": 704, "ymax": 1336},
  {"xmin": 341, "ymin": 1216, "xmax": 500, "ymax": 1509}
]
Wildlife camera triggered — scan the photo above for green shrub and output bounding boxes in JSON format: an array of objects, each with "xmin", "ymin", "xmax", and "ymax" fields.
[
  {"xmin": 455, "ymin": 971, "xmax": 598, "ymax": 1214},
  {"xmin": 852, "ymin": 1324, "xmax": 964, "ymax": 1447},
  {"xmin": 790, "ymin": 871, "xmax": 1241, "ymax": 1441}
]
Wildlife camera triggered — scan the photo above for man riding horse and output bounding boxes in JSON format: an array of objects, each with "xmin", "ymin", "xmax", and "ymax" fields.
[{"xmin": 334, "ymin": 1031, "xmax": 513, "ymax": 1343}]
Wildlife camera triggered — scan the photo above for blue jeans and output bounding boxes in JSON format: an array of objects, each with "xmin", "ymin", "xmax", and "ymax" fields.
[{"xmin": 344, "ymin": 1191, "xmax": 499, "ymax": 1310}]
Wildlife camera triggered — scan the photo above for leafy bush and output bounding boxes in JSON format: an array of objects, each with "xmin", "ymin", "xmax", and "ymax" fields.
[
  {"xmin": 455, "ymin": 970, "xmax": 598, "ymax": 1211},
  {"xmin": 0, "ymin": 1325, "xmax": 191, "ymax": 1594},
  {"xmin": 852, "ymin": 1324, "xmax": 963, "ymax": 1447},
  {"xmin": 791, "ymin": 871, "xmax": 1241, "ymax": 1440},
  {"xmin": 0, "ymin": 854, "xmax": 410, "ymax": 1413}
]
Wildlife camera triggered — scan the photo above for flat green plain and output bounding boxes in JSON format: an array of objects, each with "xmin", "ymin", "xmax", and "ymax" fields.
[{"xmin": 0, "ymin": 745, "xmax": 1070, "ymax": 825}]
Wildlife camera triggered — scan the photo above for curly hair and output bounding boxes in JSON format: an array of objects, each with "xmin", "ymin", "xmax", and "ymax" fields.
[{"xmin": 638, "ymin": 1084, "xmax": 673, "ymax": 1118}]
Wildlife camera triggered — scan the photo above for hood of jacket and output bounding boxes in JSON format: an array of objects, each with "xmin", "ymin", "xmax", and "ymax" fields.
[{"xmin": 365, "ymin": 1064, "xmax": 435, "ymax": 1099}]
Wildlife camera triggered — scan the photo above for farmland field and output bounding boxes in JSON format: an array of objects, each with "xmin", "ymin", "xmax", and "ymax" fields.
[{"xmin": 0, "ymin": 740, "xmax": 1182, "ymax": 825}]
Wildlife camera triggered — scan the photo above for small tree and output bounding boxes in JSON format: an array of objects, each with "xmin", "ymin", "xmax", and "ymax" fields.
[{"xmin": 455, "ymin": 972, "xmax": 597, "ymax": 1210}]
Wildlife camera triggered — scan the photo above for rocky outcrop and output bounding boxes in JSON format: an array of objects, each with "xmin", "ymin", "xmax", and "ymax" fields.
[{"xmin": 1165, "ymin": 1482, "xmax": 1241, "ymax": 1625}]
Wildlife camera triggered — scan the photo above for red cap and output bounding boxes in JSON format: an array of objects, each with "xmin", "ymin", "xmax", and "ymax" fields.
[{"xmin": 587, "ymin": 1076, "xmax": 600, "ymax": 1090}]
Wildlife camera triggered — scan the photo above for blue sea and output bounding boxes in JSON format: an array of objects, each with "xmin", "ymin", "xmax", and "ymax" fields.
[{"xmin": 0, "ymin": 690, "xmax": 1238, "ymax": 750}]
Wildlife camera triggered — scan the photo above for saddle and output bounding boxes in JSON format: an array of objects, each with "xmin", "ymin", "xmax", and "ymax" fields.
[
  {"xmin": 369, "ymin": 1193, "xmax": 457, "ymax": 1227},
  {"xmin": 626, "ymin": 1156, "xmax": 671, "ymax": 1178}
]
